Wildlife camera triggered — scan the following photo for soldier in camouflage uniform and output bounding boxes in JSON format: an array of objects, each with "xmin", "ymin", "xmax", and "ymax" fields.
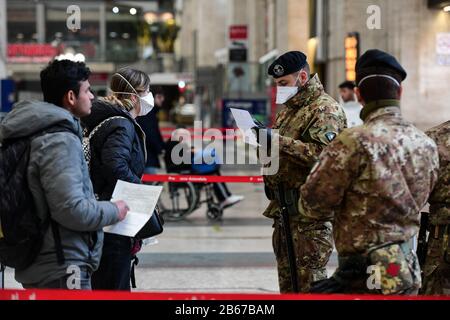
[
  {"xmin": 421, "ymin": 121, "xmax": 450, "ymax": 295},
  {"xmin": 254, "ymin": 51, "xmax": 347, "ymax": 293},
  {"xmin": 300, "ymin": 49, "xmax": 440, "ymax": 295}
]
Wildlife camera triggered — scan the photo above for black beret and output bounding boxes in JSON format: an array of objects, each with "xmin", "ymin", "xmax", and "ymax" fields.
[
  {"xmin": 356, "ymin": 49, "xmax": 407, "ymax": 85},
  {"xmin": 268, "ymin": 51, "xmax": 307, "ymax": 78}
]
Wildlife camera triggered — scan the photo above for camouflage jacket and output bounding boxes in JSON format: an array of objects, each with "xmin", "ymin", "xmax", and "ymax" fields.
[
  {"xmin": 263, "ymin": 74, "xmax": 347, "ymax": 219},
  {"xmin": 300, "ymin": 106, "xmax": 440, "ymax": 255},
  {"xmin": 426, "ymin": 121, "xmax": 450, "ymax": 225}
]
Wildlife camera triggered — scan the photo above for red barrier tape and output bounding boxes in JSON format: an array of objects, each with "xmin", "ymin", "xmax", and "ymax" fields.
[
  {"xmin": 1, "ymin": 289, "xmax": 449, "ymax": 300},
  {"xmin": 162, "ymin": 134, "xmax": 241, "ymax": 140},
  {"xmin": 142, "ymin": 174, "xmax": 264, "ymax": 184},
  {"xmin": 160, "ymin": 128, "xmax": 234, "ymax": 132}
]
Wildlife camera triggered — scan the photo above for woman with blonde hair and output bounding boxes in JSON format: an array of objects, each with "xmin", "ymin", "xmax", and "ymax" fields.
[{"xmin": 81, "ymin": 67, "xmax": 154, "ymax": 290}]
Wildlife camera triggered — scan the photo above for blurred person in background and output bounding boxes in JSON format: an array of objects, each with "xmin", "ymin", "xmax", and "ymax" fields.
[
  {"xmin": 137, "ymin": 86, "xmax": 166, "ymax": 175},
  {"xmin": 339, "ymin": 81, "xmax": 363, "ymax": 128}
]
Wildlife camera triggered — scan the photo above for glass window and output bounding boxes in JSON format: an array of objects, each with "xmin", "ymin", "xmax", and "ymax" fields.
[
  {"xmin": 106, "ymin": 5, "xmax": 140, "ymax": 62},
  {"xmin": 45, "ymin": 2, "xmax": 101, "ymax": 61},
  {"xmin": 7, "ymin": 2, "xmax": 37, "ymax": 43}
]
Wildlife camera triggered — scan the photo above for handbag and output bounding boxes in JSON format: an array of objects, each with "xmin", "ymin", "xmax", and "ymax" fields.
[{"xmin": 135, "ymin": 209, "xmax": 164, "ymax": 239}]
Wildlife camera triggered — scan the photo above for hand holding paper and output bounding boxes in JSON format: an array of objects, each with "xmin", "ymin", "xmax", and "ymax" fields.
[
  {"xmin": 104, "ymin": 180, "xmax": 163, "ymax": 237},
  {"xmin": 230, "ymin": 108, "xmax": 259, "ymax": 146}
]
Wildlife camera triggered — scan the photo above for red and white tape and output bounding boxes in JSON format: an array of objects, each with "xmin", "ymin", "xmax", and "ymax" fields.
[{"xmin": 142, "ymin": 174, "xmax": 264, "ymax": 184}]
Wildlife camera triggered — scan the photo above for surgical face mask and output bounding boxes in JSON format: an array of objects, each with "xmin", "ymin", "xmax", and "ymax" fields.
[
  {"xmin": 138, "ymin": 92, "xmax": 155, "ymax": 116},
  {"xmin": 113, "ymin": 73, "xmax": 154, "ymax": 115},
  {"xmin": 276, "ymin": 74, "xmax": 301, "ymax": 105}
]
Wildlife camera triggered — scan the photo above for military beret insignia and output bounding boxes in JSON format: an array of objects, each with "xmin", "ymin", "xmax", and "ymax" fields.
[
  {"xmin": 325, "ymin": 132, "xmax": 337, "ymax": 142},
  {"xmin": 273, "ymin": 65, "xmax": 284, "ymax": 77}
]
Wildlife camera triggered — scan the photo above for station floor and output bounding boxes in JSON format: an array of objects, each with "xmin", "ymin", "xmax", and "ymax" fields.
[{"xmin": 2, "ymin": 169, "xmax": 338, "ymax": 293}]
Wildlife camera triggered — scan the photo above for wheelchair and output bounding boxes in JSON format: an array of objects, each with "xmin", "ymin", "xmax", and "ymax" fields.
[{"xmin": 146, "ymin": 143, "xmax": 224, "ymax": 222}]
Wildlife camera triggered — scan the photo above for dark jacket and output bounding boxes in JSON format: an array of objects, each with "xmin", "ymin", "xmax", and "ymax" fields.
[
  {"xmin": 81, "ymin": 100, "xmax": 146, "ymax": 201},
  {"xmin": 0, "ymin": 100, "xmax": 119, "ymax": 285},
  {"xmin": 136, "ymin": 108, "xmax": 165, "ymax": 168}
]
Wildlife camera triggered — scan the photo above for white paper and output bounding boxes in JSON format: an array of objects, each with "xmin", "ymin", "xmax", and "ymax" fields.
[
  {"xmin": 230, "ymin": 108, "xmax": 259, "ymax": 147},
  {"xmin": 104, "ymin": 180, "xmax": 163, "ymax": 237}
]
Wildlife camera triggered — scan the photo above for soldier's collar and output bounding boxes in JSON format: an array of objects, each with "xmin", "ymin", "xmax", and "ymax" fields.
[
  {"xmin": 285, "ymin": 74, "xmax": 324, "ymax": 109},
  {"xmin": 361, "ymin": 99, "xmax": 401, "ymax": 122}
]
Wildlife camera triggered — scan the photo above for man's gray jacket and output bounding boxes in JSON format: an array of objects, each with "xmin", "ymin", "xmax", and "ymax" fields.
[{"xmin": 0, "ymin": 100, "xmax": 120, "ymax": 286}]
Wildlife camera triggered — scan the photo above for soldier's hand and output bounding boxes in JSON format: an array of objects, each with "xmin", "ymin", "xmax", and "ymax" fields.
[{"xmin": 252, "ymin": 118, "xmax": 266, "ymax": 129}]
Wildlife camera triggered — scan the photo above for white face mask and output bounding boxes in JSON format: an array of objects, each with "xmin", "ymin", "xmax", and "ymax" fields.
[
  {"xmin": 112, "ymin": 72, "xmax": 154, "ymax": 116},
  {"xmin": 138, "ymin": 92, "xmax": 155, "ymax": 116},
  {"xmin": 276, "ymin": 74, "xmax": 301, "ymax": 105},
  {"xmin": 276, "ymin": 87, "xmax": 299, "ymax": 105}
]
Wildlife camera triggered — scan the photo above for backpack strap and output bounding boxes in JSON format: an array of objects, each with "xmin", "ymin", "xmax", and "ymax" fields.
[
  {"xmin": 50, "ymin": 220, "xmax": 65, "ymax": 266},
  {"xmin": 83, "ymin": 116, "xmax": 128, "ymax": 170},
  {"xmin": 86, "ymin": 116, "xmax": 128, "ymax": 141}
]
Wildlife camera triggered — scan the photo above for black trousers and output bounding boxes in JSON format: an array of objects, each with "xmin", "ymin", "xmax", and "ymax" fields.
[
  {"xmin": 205, "ymin": 169, "xmax": 232, "ymax": 202},
  {"xmin": 92, "ymin": 233, "xmax": 132, "ymax": 291}
]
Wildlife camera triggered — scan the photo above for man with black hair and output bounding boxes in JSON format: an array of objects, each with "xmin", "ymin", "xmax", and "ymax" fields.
[
  {"xmin": 300, "ymin": 49, "xmax": 440, "ymax": 295},
  {"xmin": 338, "ymin": 81, "xmax": 363, "ymax": 128},
  {"xmin": 0, "ymin": 59, "xmax": 129, "ymax": 289}
]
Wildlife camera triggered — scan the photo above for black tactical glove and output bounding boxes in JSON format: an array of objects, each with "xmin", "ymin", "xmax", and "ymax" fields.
[
  {"xmin": 252, "ymin": 119, "xmax": 272, "ymax": 145},
  {"xmin": 309, "ymin": 277, "xmax": 347, "ymax": 294}
]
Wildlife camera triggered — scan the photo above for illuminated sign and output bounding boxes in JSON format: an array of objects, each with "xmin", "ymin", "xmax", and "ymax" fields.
[
  {"xmin": 229, "ymin": 25, "xmax": 248, "ymax": 40},
  {"xmin": 345, "ymin": 33, "xmax": 360, "ymax": 81},
  {"xmin": 7, "ymin": 44, "xmax": 58, "ymax": 63}
]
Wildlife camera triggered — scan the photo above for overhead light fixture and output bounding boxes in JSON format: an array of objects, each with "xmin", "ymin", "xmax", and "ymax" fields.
[
  {"xmin": 55, "ymin": 52, "xmax": 85, "ymax": 62},
  {"xmin": 144, "ymin": 12, "xmax": 158, "ymax": 24},
  {"xmin": 178, "ymin": 81, "xmax": 186, "ymax": 89},
  {"xmin": 444, "ymin": 5, "xmax": 450, "ymax": 11},
  {"xmin": 161, "ymin": 12, "xmax": 174, "ymax": 21},
  {"xmin": 130, "ymin": 8, "xmax": 137, "ymax": 15},
  {"xmin": 112, "ymin": 7, "xmax": 119, "ymax": 14}
]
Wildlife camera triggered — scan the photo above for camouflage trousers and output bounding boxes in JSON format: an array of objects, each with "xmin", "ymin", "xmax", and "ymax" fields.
[
  {"xmin": 421, "ymin": 227, "xmax": 450, "ymax": 295},
  {"xmin": 272, "ymin": 218, "xmax": 333, "ymax": 293},
  {"xmin": 311, "ymin": 242, "xmax": 421, "ymax": 295},
  {"xmin": 358, "ymin": 242, "xmax": 421, "ymax": 295}
]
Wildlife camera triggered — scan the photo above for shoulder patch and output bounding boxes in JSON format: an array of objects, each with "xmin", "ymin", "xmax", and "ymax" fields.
[{"xmin": 325, "ymin": 132, "xmax": 337, "ymax": 142}]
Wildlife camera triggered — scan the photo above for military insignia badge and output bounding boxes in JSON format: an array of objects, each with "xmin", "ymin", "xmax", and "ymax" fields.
[
  {"xmin": 325, "ymin": 132, "xmax": 337, "ymax": 142},
  {"xmin": 273, "ymin": 65, "xmax": 284, "ymax": 77}
]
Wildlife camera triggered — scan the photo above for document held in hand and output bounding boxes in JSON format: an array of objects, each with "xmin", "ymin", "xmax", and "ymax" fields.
[
  {"xmin": 230, "ymin": 108, "xmax": 259, "ymax": 147},
  {"xmin": 104, "ymin": 180, "xmax": 163, "ymax": 237}
]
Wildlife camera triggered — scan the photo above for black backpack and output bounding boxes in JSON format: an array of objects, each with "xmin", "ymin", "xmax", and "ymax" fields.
[{"xmin": 0, "ymin": 123, "xmax": 77, "ymax": 270}]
